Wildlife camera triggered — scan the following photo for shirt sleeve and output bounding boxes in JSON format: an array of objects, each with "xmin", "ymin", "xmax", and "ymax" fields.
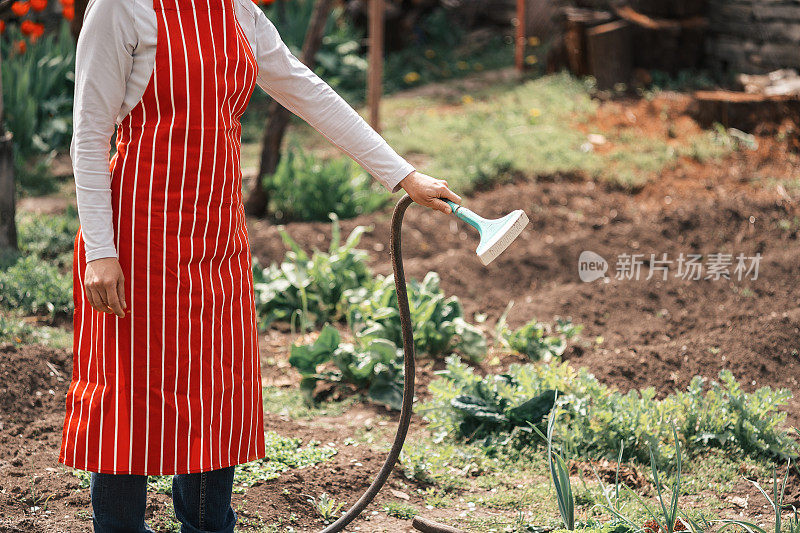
[
  {"xmin": 252, "ymin": 9, "xmax": 415, "ymax": 193},
  {"xmin": 71, "ymin": 0, "xmax": 136, "ymax": 262}
]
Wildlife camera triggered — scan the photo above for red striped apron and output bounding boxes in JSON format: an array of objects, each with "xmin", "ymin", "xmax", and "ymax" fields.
[{"xmin": 60, "ymin": 0, "xmax": 265, "ymax": 475}]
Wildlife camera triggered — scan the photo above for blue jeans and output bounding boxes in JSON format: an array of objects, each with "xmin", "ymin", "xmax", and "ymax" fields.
[{"xmin": 90, "ymin": 466, "xmax": 237, "ymax": 533}]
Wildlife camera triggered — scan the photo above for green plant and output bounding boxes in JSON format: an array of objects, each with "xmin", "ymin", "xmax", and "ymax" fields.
[
  {"xmin": 17, "ymin": 206, "xmax": 79, "ymax": 268},
  {"xmin": 304, "ymin": 492, "xmax": 344, "ymax": 524},
  {"xmin": 0, "ymin": 255, "xmax": 73, "ymax": 317},
  {"xmin": 422, "ymin": 357, "xmax": 797, "ymax": 465},
  {"xmin": 288, "ymin": 324, "xmax": 405, "ymax": 410},
  {"xmin": 265, "ymin": 145, "xmax": 390, "ymax": 222},
  {"xmin": 343, "ymin": 271, "xmax": 486, "ymax": 360},
  {"xmin": 545, "ymin": 406, "xmax": 575, "ymax": 530},
  {"xmin": 420, "ymin": 356, "xmax": 556, "ymax": 446},
  {"xmin": 635, "ymin": 426, "xmax": 682, "ymax": 533},
  {"xmin": 496, "ymin": 304, "xmax": 582, "ymax": 361},
  {"xmin": 596, "ymin": 426, "xmax": 697, "ymax": 533},
  {"xmin": 382, "ymin": 8, "xmax": 515, "ymax": 94},
  {"xmin": 2, "ymin": 21, "xmax": 75, "ymax": 192},
  {"xmin": 251, "ymin": 214, "xmax": 372, "ymax": 330},
  {"xmin": 0, "ymin": 315, "xmax": 35, "ymax": 344},
  {"xmin": 590, "ymin": 442, "xmax": 640, "ymax": 533}
]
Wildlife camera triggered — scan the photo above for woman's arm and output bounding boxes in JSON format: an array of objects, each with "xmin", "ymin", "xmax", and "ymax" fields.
[
  {"xmin": 72, "ymin": 0, "xmax": 136, "ymax": 261},
  {"xmin": 251, "ymin": 9, "xmax": 461, "ymax": 212},
  {"xmin": 71, "ymin": 0, "xmax": 135, "ymax": 317}
]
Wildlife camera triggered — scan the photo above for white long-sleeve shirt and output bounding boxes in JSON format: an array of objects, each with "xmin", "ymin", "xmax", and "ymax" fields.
[{"xmin": 72, "ymin": 0, "xmax": 415, "ymax": 262}]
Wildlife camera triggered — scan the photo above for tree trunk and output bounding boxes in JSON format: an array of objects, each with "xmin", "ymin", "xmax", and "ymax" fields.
[
  {"xmin": 0, "ymin": 51, "xmax": 17, "ymax": 252},
  {"xmin": 244, "ymin": 0, "xmax": 336, "ymax": 217},
  {"xmin": 71, "ymin": 0, "xmax": 90, "ymax": 41}
]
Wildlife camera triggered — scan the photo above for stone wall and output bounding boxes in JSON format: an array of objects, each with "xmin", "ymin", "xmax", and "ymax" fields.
[{"xmin": 707, "ymin": 0, "xmax": 800, "ymax": 73}]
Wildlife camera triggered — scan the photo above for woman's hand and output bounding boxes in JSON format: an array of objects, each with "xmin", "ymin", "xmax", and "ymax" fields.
[
  {"xmin": 84, "ymin": 257, "xmax": 127, "ymax": 318},
  {"xmin": 398, "ymin": 171, "xmax": 462, "ymax": 214}
]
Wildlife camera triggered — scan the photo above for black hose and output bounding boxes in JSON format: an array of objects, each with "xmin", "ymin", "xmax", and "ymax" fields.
[{"xmin": 319, "ymin": 195, "xmax": 462, "ymax": 533}]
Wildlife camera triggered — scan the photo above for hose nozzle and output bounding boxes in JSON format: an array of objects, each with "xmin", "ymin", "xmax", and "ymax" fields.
[{"xmin": 445, "ymin": 200, "xmax": 529, "ymax": 265}]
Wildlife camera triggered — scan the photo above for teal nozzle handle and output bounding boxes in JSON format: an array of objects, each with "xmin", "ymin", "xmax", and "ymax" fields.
[{"xmin": 444, "ymin": 199, "xmax": 489, "ymax": 236}]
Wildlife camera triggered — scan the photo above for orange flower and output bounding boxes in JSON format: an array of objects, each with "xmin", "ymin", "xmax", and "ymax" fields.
[
  {"xmin": 60, "ymin": 0, "xmax": 74, "ymax": 5},
  {"xmin": 11, "ymin": 1, "xmax": 31, "ymax": 16},
  {"xmin": 15, "ymin": 40, "xmax": 27, "ymax": 54},
  {"xmin": 31, "ymin": 0, "xmax": 47, "ymax": 11},
  {"xmin": 62, "ymin": 4, "xmax": 74, "ymax": 19}
]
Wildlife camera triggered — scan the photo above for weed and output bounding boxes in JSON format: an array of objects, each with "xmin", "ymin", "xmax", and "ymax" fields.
[
  {"xmin": 304, "ymin": 492, "xmax": 344, "ymax": 523},
  {"xmin": 496, "ymin": 304, "xmax": 582, "ymax": 361},
  {"xmin": 383, "ymin": 500, "xmax": 419, "ymax": 519}
]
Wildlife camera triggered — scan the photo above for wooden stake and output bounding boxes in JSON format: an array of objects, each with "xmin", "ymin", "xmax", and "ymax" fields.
[
  {"xmin": 368, "ymin": 0, "xmax": 384, "ymax": 132},
  {"xmin": 515, "ymin": 0, "xmax": 526, "ymax": 72}
]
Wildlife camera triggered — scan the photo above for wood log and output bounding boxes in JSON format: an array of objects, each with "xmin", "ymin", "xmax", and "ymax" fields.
[
  {"xmin": 693, "ymin": 90, "xmax": 800, "ymax": 133},
  {"xmin": 586, "ymin": 20, "xmax": 632, "ymax": 89}
]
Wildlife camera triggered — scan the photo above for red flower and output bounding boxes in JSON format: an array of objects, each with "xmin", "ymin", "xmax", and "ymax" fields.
[
  {"xmin": 30, "ymin": 0, "xmax": 48, "ymax": 11},
  {"xmin": 62, "ymin": 4, "xmax": 74, "ymax": 19},
  {"xmin": 21, "ymin": 20, "xmax": 45, "ymax": 40},
  {"xmin": 15, "ymin": 39, "xmax": 27, "ymax": 54},
  {"xmin": 11, "ymin": 1, "xmax": 31, "ymax": 16},
  {"xmin": 0, "ymin": 21, "xmax": 5, "ymax": 34}
]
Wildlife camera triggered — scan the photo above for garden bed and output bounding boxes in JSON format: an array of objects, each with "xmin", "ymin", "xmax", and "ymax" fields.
[{"xmin": 2, "ymin": 86, "xmax": 799, "ymax": 531}]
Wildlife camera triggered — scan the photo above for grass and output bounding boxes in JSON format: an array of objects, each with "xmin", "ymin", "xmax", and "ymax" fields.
[
  {"xmin": 262, "ymin": 385, "xmax": 360, "ymax": 420},
  {"xmin": 394, "ymin": 427, "xmax": 785, "ymax": 533},
  {"xmin": 0, "ymin": 315, "xmax": 72, "ymax": 348},
  {"xmin": 269, "ymin": 72, "xmax": 734, "ymax": 194}
]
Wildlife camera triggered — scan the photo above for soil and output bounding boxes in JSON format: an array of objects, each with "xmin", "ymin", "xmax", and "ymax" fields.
[
  {"xmin": 249, "ymin": 96, "xmax": 800, "ymax": 425},
  {"xmin": 2, "ymin": 90, "xmax": 800, "ymax": 531}
]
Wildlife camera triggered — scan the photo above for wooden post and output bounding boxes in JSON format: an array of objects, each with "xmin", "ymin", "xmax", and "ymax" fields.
[
  {"xmin": 0, "ymin": 50, "xmax": 17, "ymax": 252},
  {"xmin": 367, "ymin": 0, "xmax": 384, "ymax": 132},
  {"xmin": 515, "ymin": 0, "xmax": 526, "ymax": 72}
]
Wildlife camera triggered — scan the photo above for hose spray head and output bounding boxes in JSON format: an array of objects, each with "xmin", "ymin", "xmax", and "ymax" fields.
[{"xmin": 444, "ymin": 200, "xmax": 529, "ymax": 265}]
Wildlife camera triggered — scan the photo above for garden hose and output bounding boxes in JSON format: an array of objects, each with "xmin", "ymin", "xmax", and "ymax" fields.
[{"xmin": 319, "ymin": 194, "xmax": 461, "ymax": 533}]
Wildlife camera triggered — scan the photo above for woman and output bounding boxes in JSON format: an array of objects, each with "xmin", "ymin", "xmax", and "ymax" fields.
[{"xmin": 61, "ymin": 0, "xmax": 462, "ymax": 530}]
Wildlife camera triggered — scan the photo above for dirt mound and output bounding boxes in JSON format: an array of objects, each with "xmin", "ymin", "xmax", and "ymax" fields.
[{"xmin": 0, "ymin": 343, "xmax": 71, "ymax": 424}]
